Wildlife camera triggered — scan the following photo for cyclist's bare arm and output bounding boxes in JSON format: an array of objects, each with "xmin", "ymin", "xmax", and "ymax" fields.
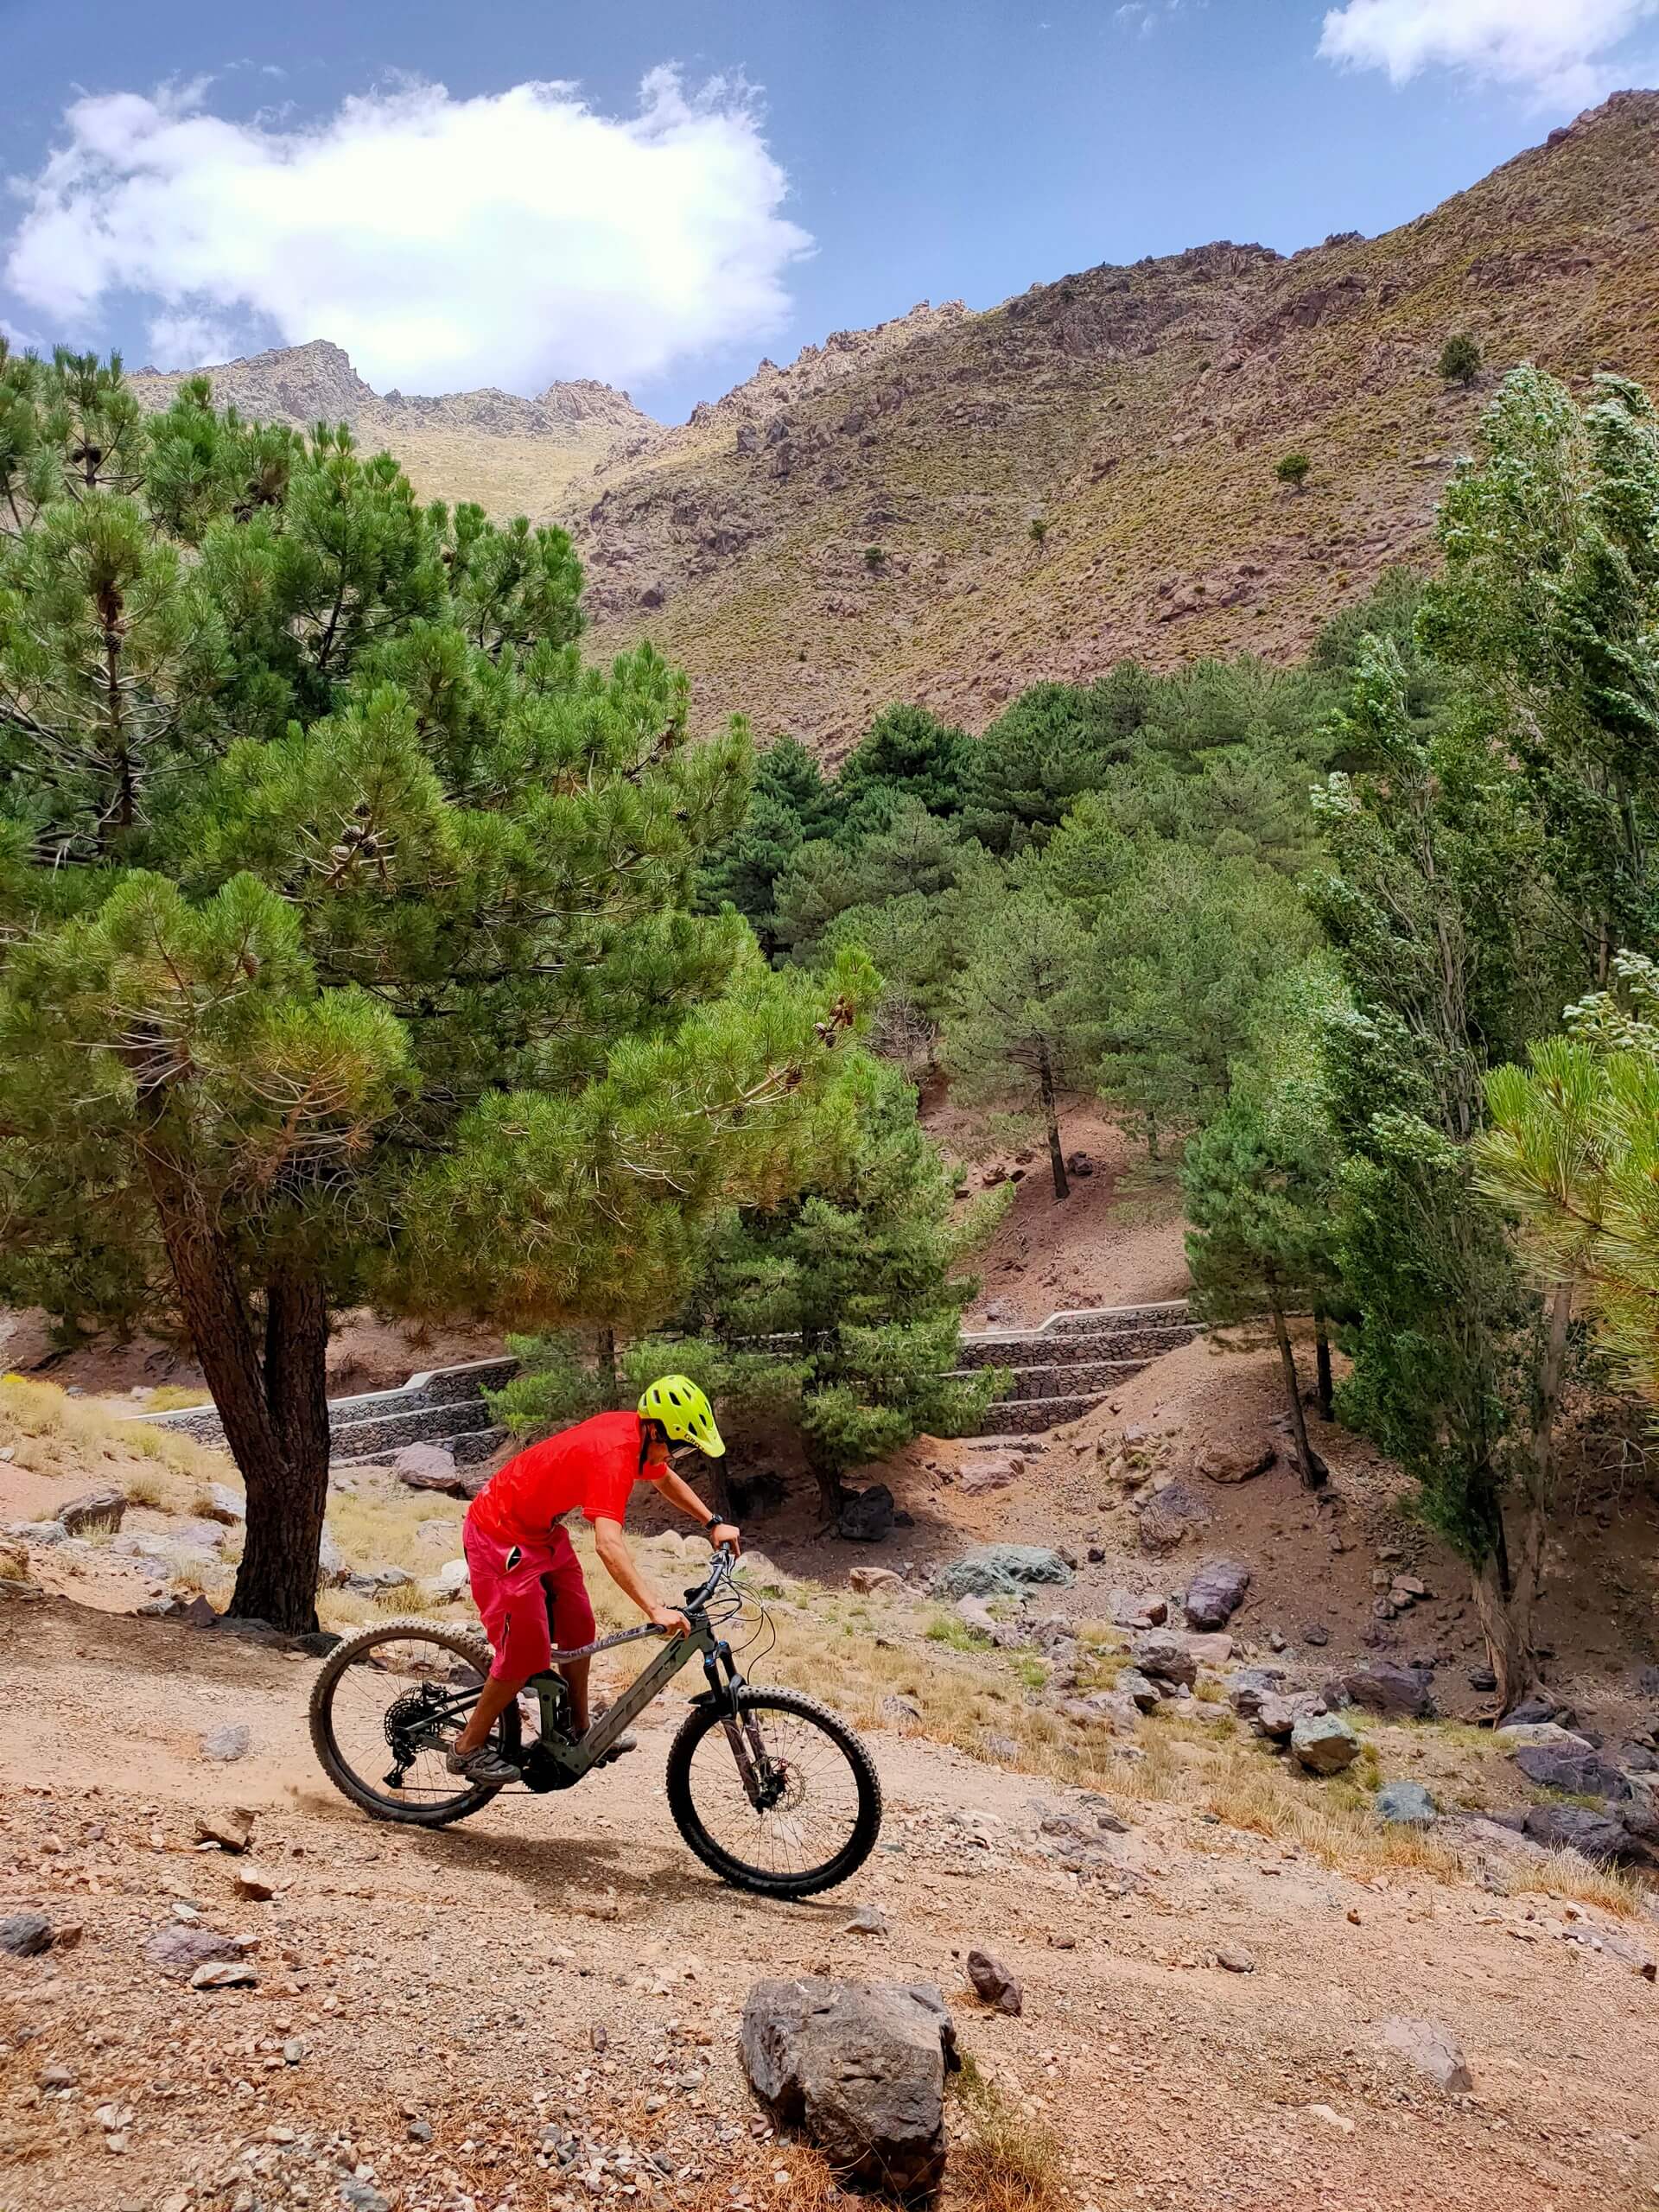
[
  {"xmin": 593, "ymin": 1516, "xmax": 690, "ymax": 1635},
  {"xmin": 654, "ymin": 1466, "xmax": 742, "ymax": 1553}
]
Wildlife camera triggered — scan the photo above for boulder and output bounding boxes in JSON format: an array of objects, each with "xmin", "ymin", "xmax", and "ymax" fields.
[
  {"xmin": 145, "ymin": 1923, "xmax": 251, "ymax": 1975},
  {"xmin": 1503, "ymin": 1695, "xmax": 1561, "ymax": 1728},
  {"xmin": 931, "ymin": 1546, "xmax": 1073, "ymax": 1601},
  {"xmin": 1117, "ymin": 1669, "xmax": 1161, "ymax": 1714},
  {"xmin": 1493, "ymin": 1721, "xmax": 1586, "ymax": 1750},
  {"xmin": 1254, "ymin": 1695, "xmax": 1299, "ymax": 1741},
  {"xmin": 316, "ymin": 1529, "xmax": 347, "ymax": 1588},
  {"xmin": 166, "ymin": 1517, "xmax": 228, "ymax": 1554},
  {"xmin": 964, "ymin": 1949, "xmax": 1022, "ymax": 2015},
  {"xmin": 1181, "ymin": 1630, "xmax": 1234, "ymax": 1666},
  {"xmin": 194, "ymin": 1806, "xmax": 254, "ymax": 1853},
  {"xmin": 56, "ymin": 1487, "xmax": 126, "ymax": 1536},
  {"xmin": 0, "ymin": 1911, "xmax": 55, "ymax": 1957},
  {"xmin": 1132, "ymin": 1631, "xmax": 1198, "ymax": 1688},
  {"xmin": 837, "ymin": 1484, "xmax": 895, "ymax": 1544},
  {"xmin": 1105, "ymin": 1589, "xmax": 1167, "ymax": 1630},
  {"xmin": 1376, "ymin": 1780, "xmax": 1438, "ymax": 1827},
  {"xmin": 849, "ymin": 1566, "xmax": 906, "ymax": 1596},
  {"xmin": 201, "ymin": 1484, "xmax": 245, "ymax": 1526},
  {"xmin": 740, "ymin": 1977, "xmax": 959, "ymax": 2196},
  {"xmin": 1522, "ymin": 1804, "xmax": 1631, "ymax": 1861},
  {"xmin": 433, "ymin": 1558, "xmax": 470, "ymax": 1599},
  {"xmin": 1513, "ymin": 1742, "xmax": 1631, "ymax": 1799},
  {"xmin": 1342, "ymin": 1662, "xmax": 1435, "ymax": 1719},
  {"xmin": 394, "ymin": 1442, "xmax": 461, "ymax": 1488},
  {"xmin": 1378, "ymin": 2018, "xmax": 1473, "ymax": 2094},
  {"xmin": 958, "ymin": 1457, "xmax": 1020, "ymax": 1497},
  {"xmin": 1196, "ymin": 1443, "xmax": 1276, "ymax": 1485},
  {"xmin": 1226, "ymin": 1668, "xmax": 1287, "ymax": 1719},
  {"xmin": 6, "ymin": 1520, "xmax": 67, "ymax": 1547},
  {"xmin": 1291, "ymin": 1714, "xmax": 1360, "ymax": 1776},
  {"xmin": 956, "ymin": 1595, "xmax": 998, "ymax": 1638},
  {"xmin": 878, "ymin": 1694, "xmax": 922, "ymax": 1726},
  {"xmin": 1135, "ymin": 1478, "xmax": 1212, "ymax": 1551}
]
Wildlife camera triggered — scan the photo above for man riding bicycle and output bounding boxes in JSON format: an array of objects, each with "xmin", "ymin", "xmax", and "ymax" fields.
[{"xmin": 448, "ymin": 1376, "xmax": 741, "ymax": 1784}]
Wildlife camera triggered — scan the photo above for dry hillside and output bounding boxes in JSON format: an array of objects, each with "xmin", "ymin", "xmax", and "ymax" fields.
[
  {"xmin": 127, "ymin": 341, "xmax": 656, "ymax": 520},
  {"xmin": 560, "ymin": 89, "xmax": 1659, "ymax": 753}
]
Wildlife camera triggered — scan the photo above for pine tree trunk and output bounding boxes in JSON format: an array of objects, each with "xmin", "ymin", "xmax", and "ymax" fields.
[
  {"xmin": 1039, "ymin": 1046, "xmax": 1070, "ymax": 1201},
  {"xmin": 141, "ymin": 1146, "xmax": 330, "ymax": 1633},
  {"xmin": 233, "ymin": 1270, "xmax": 331, "ymax": 1634},
  {"xmin": 1269, "ymin": 1294, "xmax": 1327, "ymax": 1489},
  {"xmin": 1470, "ymin": 1282, "xmax": 1573, "ymax": 1713},
  {"xmin": 1313, "ymin": 1305, "xmax": 1334, "ymax": 1423}
]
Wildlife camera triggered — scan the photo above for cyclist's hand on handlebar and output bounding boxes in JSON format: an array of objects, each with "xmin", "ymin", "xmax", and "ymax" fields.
[
  {"xmin": 650, "ymin": 1604, "xmax": 691, "ymax": 1637},
  {"xmin": 709, "ymin": 1522, "xmax": 742, "ymax": 1555}
]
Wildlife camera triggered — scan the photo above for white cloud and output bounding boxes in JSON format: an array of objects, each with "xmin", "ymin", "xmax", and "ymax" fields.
[
  {"xmin": 1319, "ymin": 0, "xmax": 1659, "ymax": 105},
  {"xmin": 144, "ymin": 309, "xmax": 240, "ymax": 368},
  {"xmin": 4, "ymin": 69, "xmax": 810, "ymax": 397}
]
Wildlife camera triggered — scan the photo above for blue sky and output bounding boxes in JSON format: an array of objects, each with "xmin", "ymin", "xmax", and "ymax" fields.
[{"xmin": 2, "ymin": 0, "xmax": 1656, "ymax": 423}]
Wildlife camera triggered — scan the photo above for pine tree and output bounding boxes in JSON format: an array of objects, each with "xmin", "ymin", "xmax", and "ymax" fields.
[
  {"xmin": 961, "ymin": 675, "xmax": 1149, "ymax": 853},
  {"xmin": 696, "ymin": 735, "xmax": 839, "ymax": 953},
  {"xmin": 943, "ymin": 890, "xmax": 1091, "ymax": 1198},
  {"xmin": 626, "ymin": 1058, "xmax": 1007, "ymax": 1518},
  {"xmin": 838, "ymin": 702, "xmax": 972, "ymax": 823},
  {"xmin": 0, "ymin": 353, "xmax": 868, "ymax": 1630}
]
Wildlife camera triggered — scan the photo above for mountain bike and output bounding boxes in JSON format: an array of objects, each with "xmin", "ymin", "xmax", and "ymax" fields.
[{"xmin": 308, "ymin": 1545, "xmax": 882, "ymax": 1897}]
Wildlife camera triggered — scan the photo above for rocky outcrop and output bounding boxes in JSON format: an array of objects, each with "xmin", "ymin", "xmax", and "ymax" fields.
[{"xmin": 740, "ymin": 1977, "xmax": 959, "ymax": 2196}]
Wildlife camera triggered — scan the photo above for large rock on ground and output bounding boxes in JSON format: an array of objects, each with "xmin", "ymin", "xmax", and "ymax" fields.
[
  {"xmin": 1105, "ymin": 1589, "xmax": 1167, "ymax": 1630},
  {"xmin": 1195, "ymin": 1442, "xmax": 1276, "ymax": 1485},
  {"xmin": 1184, "ymin": 1559, "xmax": 1251, "ymax": 1630},
  {"xmin": 1132, "ymin": 1630, "xmax": 1198, "ymax": 1688},
  {"xmin": 394, "ymin": 1443, "xmax": 463, "ymax": 1492},
  {"xmin": 1376, "ymin": 1780, "xmax": 1438, "ymax": 1827},
  {"xmin": 931, "ymin": 1546, "xmax": 1073, "ymax": 1601},
  {"xmin": 740, "ymin": 1977, "xmax": 958, "ymax": 2196},
  {"xmin": 1135, "ymin": 1478, "xmax": 1212, "ymax": 1551},
  {"xmin": 1522, "ymin": 1804, "xmax": 1632, "ymax": 1860},
  {"xmin": 56, "ymin": 1487, "xmax": 126, "ymax": 1535},
  {"xmin": 1342, "ymin": 1662, "xmax": 1435, "ymax": 1719},
  {"xmin": 837, "ymin": 1484, "xmax": 895, "ymax": 1543},
  {"xmin": 1291, "ymin": 1714, "xmax": 1360, "ymax": 1776},
  {"xmin": 1512, "ymin": 1744, "xmax": 1630, "ymax": 1800},
  {"xmin": 1226, "ymin": 1668, "xmax": 1287, "ymax": 1719}
]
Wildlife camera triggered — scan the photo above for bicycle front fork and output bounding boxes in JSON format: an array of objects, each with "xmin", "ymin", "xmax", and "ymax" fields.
[{"xmin": 704, "ymin": 1643, "xmax": 785, "ymax": 1811}]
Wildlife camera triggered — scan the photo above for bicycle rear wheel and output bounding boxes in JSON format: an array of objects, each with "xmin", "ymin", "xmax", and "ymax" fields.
[
  {"xmin": 308, "ymin": 1618, "xmax": 521, "ymax": 1827},
  {"xmin": 665, "ymin": 1688, "xmax": 881, "ymax": 1897}
]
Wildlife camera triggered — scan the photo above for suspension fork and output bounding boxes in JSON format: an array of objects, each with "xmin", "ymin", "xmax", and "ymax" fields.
[{"xmin": 703, "ymin": 1641, "xmax": 777, "ymax": 1806}]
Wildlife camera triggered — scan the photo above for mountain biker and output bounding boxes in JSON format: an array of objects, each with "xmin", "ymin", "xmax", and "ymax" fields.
[{"xmin": 447, "ymin": 1376, "xmax": 741, "ymax": 1784}]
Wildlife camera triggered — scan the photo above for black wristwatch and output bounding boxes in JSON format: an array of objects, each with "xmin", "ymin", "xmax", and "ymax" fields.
[{"xmin": 702, "ymin": 1514, "xmax": 723, "ymax": 1535}]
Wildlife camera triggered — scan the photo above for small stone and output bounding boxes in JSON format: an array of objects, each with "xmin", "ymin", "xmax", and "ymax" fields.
[
  {"xmin": 200, "ymin": 1724, "xmax": 253, "ymax": 1764},
  {"xmin": 190, "ymin": 1960, "xmax": 257, "ymax": 1991},
  {"xmin": 201, "ymin": 1484, "xmax": 245, "ymax": 1525},
  {"xmin": 56, "ymin": 1487, "xmax": 127, "ymax": 1535},
  {"xmin": 194, "ymin": 1807, "xmax": 254, "ymax": 1853},
  {"xmin": 39, "ymin": 2061, "xmax": 78, "ymax": 2088},
  {"xmin": 232, "ymin": 1868, "xmax": 278, "ymax": 1902},
  {"xmin": 849, "ymin": 1566, "xmax": 906, "ymax": 1595},
  {"xmin": 880, "ymin": 1694, "xmax": 923, "ymax": 1725},
  {"xmin": 1378, "ymin": 2018, "xmax": 1473, "ymax": 2094},
  {"xmin": 1117, "ymin": 1668, "xmax": 1161, "ymax": 1713},
  {"xmin": 842, "ymin": 1904, "xmax": 889, "ymax": 1936},
  {"xmin": 1217, "ymin": 1948, "xmax": 1255, "ymax": 1974},
  {"xmin": 408, "ymin": 2118, "xmax": 434, "ymax": 2143},
  {"xmin": 1306, "ymin": 2104, "xmax": 1356, "ymax": 2134},
  {"xmin": 1291, "ymin": 1713, "xmax": 1360, "ymax": 1776},
  {"xmin": 0, "ymin": 1912, "xmax": 55, "ymax": 1957},
  {"xmin": 146, "ymin": 1923, "xmax": 250, "ymax": 1974},
  {"xmin": 965, "ymin": 1948, "xmax": 1022, "ymax": 2015}
]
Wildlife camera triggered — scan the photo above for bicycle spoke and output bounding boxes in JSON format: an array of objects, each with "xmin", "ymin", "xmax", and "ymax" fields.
[
  {"xmin": 319, "ymin": 1627, "xmax": 506, "ymax": 1814},
  {"xmin": 682, "ymin": 1704, "xmax": 864, "ymax": 1882}
]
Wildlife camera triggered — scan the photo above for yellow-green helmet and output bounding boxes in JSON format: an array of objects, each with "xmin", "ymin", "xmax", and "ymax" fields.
[{"xmin": 639, "ymin": 1374, "xmax": 725, "ymax": 1457}]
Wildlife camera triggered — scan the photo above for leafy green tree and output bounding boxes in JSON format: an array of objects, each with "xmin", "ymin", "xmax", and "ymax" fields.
[
  {"xmin": 1308, "ymin": 633, "xmax": 1578, "ymax": 1705},
  {"xmin": 863, "ymin": 544, "xmax": 887, "ymax": 574},
  {"xmin": 1421, "ymin": 367, "xmax": 1659, "ymax": 988},
  {"xmin": 962, "ymin": 675, "xmax": 1149, "ymax": 853},
  {"xmin": 0, "ymin": 353, "xmax": 867, "ymax": 1630},
  {"xmin": 772, "ymin": 798, "xmax": 980, "ymax": 961},
  {"xmin": 1027, "ymin": 517, "xmax": 1047, "ymax": 547},
  {"xmin": 1088, "ymin": 844, "xmax": 1312, "ymax": 1158},
  {"xmin": 696, "ymin": 735, "xmax": 838, "ymax": 954},
  {"xmin": 943, "ymin": 890, "xmax": 1091, "ymax": 1198},
  {"xmin": 1439, "ymin": 334, "xmax": 1482, "ymax": 387},
  {"xmin": 1275, "ymin": 452, "xmax": 1311, "ymax": 493},
  {"xmin": 627, "ymin": 1059, "xmax": 1008, "ymax": 1518},
  {"xmin": 1183, "ymin": 1071, "xmax": 1339, "ymax": 1484},
  {"xmin": 838, "ymin": 702, "xmax": 972, "ymax": 823}
]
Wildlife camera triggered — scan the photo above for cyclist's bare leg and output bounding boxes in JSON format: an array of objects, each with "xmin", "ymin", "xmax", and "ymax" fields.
[
  {"xmin": 560, "ymin": 1656, "xmax": 591, "ymax": 1735},
  {"xmin": 454, "ymin": 1670, "xmax": 526, "ymax": 1756}
]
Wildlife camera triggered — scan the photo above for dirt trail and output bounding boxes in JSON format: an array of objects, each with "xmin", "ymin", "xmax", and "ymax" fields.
[{"xmin": 2, "ymin": 1598, "xmax": 1654, "ymax": 2211}]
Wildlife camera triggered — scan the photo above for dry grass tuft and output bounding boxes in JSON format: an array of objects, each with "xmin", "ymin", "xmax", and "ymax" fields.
[{"xmin": 0, "ymin": 1373, "xmax": 232, "ymax": 1510}]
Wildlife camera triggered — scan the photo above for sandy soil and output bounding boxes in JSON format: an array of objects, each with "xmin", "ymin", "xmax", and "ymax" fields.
[
  {"xmin": 922, "ymin": 1100, "xmax": 1191, "ymax": 1329},
  {"xmin": 2, "ymin": 1594, "xmax": 1654, "ymax": 2212}
]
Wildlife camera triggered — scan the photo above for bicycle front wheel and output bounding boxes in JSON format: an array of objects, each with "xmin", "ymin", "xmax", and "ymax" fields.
[{"xmin": 665, "ymin": 1688, "xmax": 881, "ymax": 1897}]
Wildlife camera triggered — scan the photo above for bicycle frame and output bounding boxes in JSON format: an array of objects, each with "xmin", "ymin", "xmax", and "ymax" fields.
[{"xmin": 524, "ymin": 1616, "xmax": 725, "ymax": 1783}]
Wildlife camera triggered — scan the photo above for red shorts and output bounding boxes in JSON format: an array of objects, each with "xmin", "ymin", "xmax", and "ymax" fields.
[{"xmin": 461, "ymin": 1516, "xmax": 597, "ymax": 1682}]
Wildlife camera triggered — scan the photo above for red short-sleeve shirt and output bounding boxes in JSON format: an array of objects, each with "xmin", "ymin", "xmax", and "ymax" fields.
[{"xmin": 467, "ymin": 1410, "xmax": 658, "ymax": 1545}]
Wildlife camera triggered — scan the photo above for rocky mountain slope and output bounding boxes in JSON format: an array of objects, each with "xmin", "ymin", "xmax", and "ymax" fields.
[
  {"xmin": 128, "ymin": 340, "xmax": 656, "ymax": 518},
  {"xmin": 562, "ymin": 90, "xmax": 1659, "ymax": 753}
]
